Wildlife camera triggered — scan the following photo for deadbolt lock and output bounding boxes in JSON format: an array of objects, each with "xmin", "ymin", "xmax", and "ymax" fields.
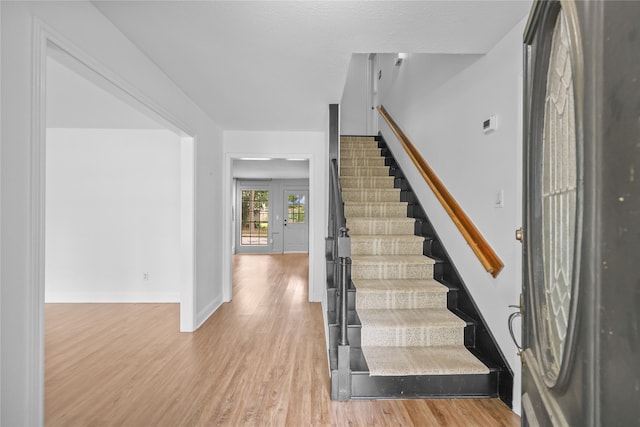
[{"xmin": 515, "ymin": 227, "xmax": 524, "ymax": 243}]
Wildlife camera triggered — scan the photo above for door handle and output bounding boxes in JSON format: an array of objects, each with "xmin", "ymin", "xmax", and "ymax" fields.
[
  {"xmin": 508, "ymin": 309, "xmax": 523, "ymax": 352},
  {"xmin": 515, "ymin": 227, "xmax": 524, "ymax": 243},
  {"xmin": 508, "ymin": 301, "xmax": 523, "ymax": 353}
]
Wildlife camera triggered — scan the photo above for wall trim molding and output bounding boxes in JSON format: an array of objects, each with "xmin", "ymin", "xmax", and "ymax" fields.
[
  {"xmin": 45, "ymin": 293, "xmax": 181, "ymax": 303},
  {"xmin": 196, "ymin": 296, "xmax": 224, "ymax": 329}
]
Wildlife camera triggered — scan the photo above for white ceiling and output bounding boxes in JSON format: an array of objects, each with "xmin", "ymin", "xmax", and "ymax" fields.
[{"xmin": 93, "ymin": 1, "xmax": 532, "ymax": 132}]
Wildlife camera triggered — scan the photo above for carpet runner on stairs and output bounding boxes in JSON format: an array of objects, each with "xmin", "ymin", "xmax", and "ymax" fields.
[{"xmin": 339, "ymin": 136, "xmax": 489, "ymax": 377}]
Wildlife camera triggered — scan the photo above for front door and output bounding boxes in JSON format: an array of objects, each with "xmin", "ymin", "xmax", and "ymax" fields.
[
  {"xmin": 521, "ymin": 1, "xmax": 640, "ymax": 425},
  {"xmin": 521, "ymin": 2, "xmax": 584, "ymax": 425},
  {"xmin": 283, "ymin": 189, "xmax": 308, "ymax": 252}
]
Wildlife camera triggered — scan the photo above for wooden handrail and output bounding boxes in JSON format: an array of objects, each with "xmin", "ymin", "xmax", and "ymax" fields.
[{"xmin": 377, "ymin": 105, "xmax": 504, "ymax": 278}]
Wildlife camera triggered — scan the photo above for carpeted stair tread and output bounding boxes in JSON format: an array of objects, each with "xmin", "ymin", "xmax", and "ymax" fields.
[
  {"xmin": 347, "ymin": 217, "xmax": 415, "ymax": 235},
  {"xmin": 342, "ymin": 188, "xmax": 401, "ymax": 202},
  {"xmin": 351, "ymin": 255, "xmax": 435, "ymax": 280},
  {"xmin": 340, "ymin": 166, "xmax": 391, "ymax": 177},
  {"xmin": 357, "ymin": 307, "xmax": 465, "ymax": 328},
  {"xmin": 354, "ymin": 278, "xmax": 447, "ymax": 294},
  {"xmin": 344, "ymin": 202, "xmax": 408, "ymax": 218},
  {"xmin": 361, "ymin": 346, "xmax": 490, "ymax": 376},
  {"xmin": 341, "ymin": 147, "xmax": 382, "ymax": 157},
  {"xmin": 351, "ymin": 234, "xmax": 424, "ymax": 256},
  {"xmin": 340, "ymin": 176, "xmax": 396, "ymax": 189},
  {"xmin": 358, "ymin": 308, "xmax": 465, "ymax": 347},
  {"xmin": 352, "ymin": 255, "xmax": 435, "ymax": 266},
  {"xmin": 340, "ymin": 157, "xmax": 386, "ymax": 167},
  {"xmin": 341, "ymin": 136, "xmax": 377, "ymax": 142},
  {"xmin": 354, "ymin": 279, "xmax": 448, "ymax": 309}
]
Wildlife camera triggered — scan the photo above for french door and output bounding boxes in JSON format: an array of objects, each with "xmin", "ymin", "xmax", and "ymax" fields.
[{"xmin": 236, "ymin": 182, "xmax": 271, "ymax": 254}]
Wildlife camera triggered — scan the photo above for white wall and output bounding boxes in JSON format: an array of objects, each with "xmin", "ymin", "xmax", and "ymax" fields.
[
  {"xmin": 46, "ymin": 128, "xmax": 181, "ymax": 302},
  {"xmin": 233, "ymin": 159, "xmax": 309, "ymax": 179},
  {"xmin": 223, "ymin": 131, "xmax": 327, "ymax": 303},
  {"xmin": 375, "ymin": 19, "xmax": 527, "ymax": 412},
  {"xmin": 1, "ymin": 2, "xmax": 224, "ymax": 424},
  {"xmin": 340, "ymin": 54, "xmax": 369, "ymax": 135}
]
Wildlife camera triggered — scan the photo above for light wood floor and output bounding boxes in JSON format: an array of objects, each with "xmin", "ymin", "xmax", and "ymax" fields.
[{"xmin": 45, "ymin": 253, "xmax": 520, "ymax": 426}]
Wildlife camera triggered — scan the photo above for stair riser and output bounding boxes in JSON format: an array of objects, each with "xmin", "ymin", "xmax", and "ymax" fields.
[
  {"xmin": 329, "ymin": 325, "xmax": 361, "ymax": 348},
  {"xmin": 350, "ymin": 372, "xmax": 499, "ymax": 399},
  {"xmin": 340, "ymin": 157, "xmax": 386, "ymax": 167},
  {"xmin": 348, "ymin": 219, "xmax": 414, "ymax": 235},
  {"xmin": 356, "ymin": 292, "xmax": 447, "ymax": 310},
  {"xmin": 345, "ymin": 204, "xmax": 407, "ymax": 218},
  {"xmin": 352, "ymin": 263, "xmax": 433, "ymax": 280},
  {"xmin": 341, "ymin": 177, "xmax": 396, "ymax": 189},
  {"xmin": 361, "ymin": 326, "xmax": 464, "ymax": 347},
  {"xmin": 326, "ymin": 289, "xmax": 356, "ymax": 313},
  {"xmin": 342, "ymin": 190, "xmax": 400, "ymax": 203},
  {"xmin": 340, "ymin": 166, "xmax": 390, "ymax": 177}
]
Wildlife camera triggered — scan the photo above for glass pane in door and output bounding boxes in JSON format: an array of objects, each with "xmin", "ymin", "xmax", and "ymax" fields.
[
  {"xmin": 241, "ymin": 190, "xmax": 269, "ymax": 245},
  {"xmin": 541, "ymin": 8, "xmax": 577, "ymax": 371},
  {"xmin": 287, "ymin": 194, "xmax": 306, "ymax": 223}
]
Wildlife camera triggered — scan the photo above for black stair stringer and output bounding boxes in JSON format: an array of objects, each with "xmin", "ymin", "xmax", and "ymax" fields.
[{"xmin": 376, "ymin": 133, "xmax": 514, "ymax": 408}]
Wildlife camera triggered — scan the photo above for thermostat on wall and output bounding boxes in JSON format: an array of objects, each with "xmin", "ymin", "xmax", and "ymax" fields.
[{"xmin": 483, "ymin": 115, "xmax": 498, "ymax": 133}]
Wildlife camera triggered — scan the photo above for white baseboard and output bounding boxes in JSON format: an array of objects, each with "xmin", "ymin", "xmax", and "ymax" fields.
[
  {"xmin": 196, "ymin": 295, "xmax": 223, "ymax": 329},
  {"xmin": 45, "ymin": 292, "xmax": 180, "ymax": 303}
]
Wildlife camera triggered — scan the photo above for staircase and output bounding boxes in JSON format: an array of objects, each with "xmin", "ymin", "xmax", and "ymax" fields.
[{"xmin": 328, "ymin": 135, "xmax": 512, "ymax": 401}]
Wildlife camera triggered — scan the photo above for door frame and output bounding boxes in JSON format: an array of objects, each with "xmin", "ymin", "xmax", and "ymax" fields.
[
  {"xmin": 367, "ymin": 53, "xmax": 379, "ymax": 135},
  {"xmin": 29, "ymin": 20, "xmax": 198, "ymax": 423},
  {"xmin": 222, "ymin": 153, "xmax": 319, "ymax": 303}
]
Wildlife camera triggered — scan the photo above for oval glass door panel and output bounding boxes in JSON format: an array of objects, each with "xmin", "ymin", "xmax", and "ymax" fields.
[{"xmin": 540, "ymin": 8, "xmax": 577, "ymax": 375}]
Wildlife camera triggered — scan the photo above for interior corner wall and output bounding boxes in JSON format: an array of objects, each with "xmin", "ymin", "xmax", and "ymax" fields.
[
  {"xmin": 340, "ymin": 54, "xmax": 369, "ymax": 135},
  {"xmin": 375, "ymin": 18, "xmax": 527, "ymax": 413},
  {"xmin": 1, "ymin": 2, "xmax": 224, "ymax": 423},
  {"xmin": 45, "ymin": 128, "xmax": 181, "ymax": 302}
]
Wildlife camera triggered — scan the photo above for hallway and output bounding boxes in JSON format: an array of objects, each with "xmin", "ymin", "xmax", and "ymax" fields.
[{"xmin": 45, "ymin": 253, "xmax": 519, "ymax": 425}]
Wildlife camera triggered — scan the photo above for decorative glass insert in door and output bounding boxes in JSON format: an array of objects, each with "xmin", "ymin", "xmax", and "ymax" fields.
[
  {"xmin": 287, "ymin": 194, "xmax": 306, "ymax": 223},
  {"xmin": 241, "ymin": 190, "xmax": 269, "ymax": 245},
  {"xmin": 540, "ymin": 8, "xmax": 578, "ymax": 375}
]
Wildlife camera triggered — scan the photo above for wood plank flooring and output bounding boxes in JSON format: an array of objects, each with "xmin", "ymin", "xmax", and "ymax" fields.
[{"xmin": 45, "ymin": 253, "xmax": 520, "ymax": 426}]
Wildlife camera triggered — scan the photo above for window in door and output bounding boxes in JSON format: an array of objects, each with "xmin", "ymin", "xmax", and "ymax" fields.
[
  {"xmin": 287, "ymin": 194, "xmax": 306, "ymax": 224},
  {"xmin": 241, "ymin": 189, "xmax": 269, "ymax": 246}
]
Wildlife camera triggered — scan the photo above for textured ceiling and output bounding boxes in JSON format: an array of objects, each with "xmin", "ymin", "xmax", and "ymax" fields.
[{"xmin": 93, "ymin": 1, "xmax": 532, "ymax": 131}]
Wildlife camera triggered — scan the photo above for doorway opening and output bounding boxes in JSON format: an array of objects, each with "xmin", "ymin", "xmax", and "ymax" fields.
[
  {"xmin": 43, "ymin": 43, "xmax": 196, "ymax": 331},
  {"xmin": 226, "ymin": 158, "xmax": 311, "ymax": 300}
]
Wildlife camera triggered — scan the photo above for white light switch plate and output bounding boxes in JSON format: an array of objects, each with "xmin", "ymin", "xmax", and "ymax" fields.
[{"xmin": 494, "ymin": 189, "xmax": 504, "ymax": 208}]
